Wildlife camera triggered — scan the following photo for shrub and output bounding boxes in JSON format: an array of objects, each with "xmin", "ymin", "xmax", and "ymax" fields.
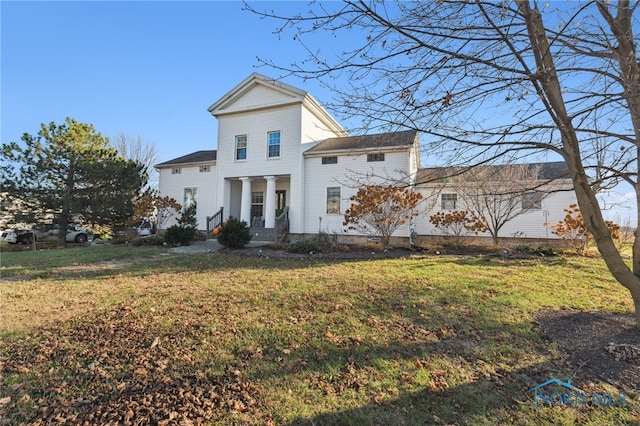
[
  {"xmin": 429, "ymin": 210, "xmax": 487, "ymax": 248},
  {"xmin": 217, "ymin": 217, "xmax": 251, "ymax": 249},
  {"xmin": 516, "ymin": 244, "xmax": 557, "ymax": 257},
  {"xmin": 288, "ymin": 232, "xmax": 336, "ymax": 254},
  {"xmin": 344, "ymin": 184, "xmax": 422, "ymax": 249},
  {"xmin": 165, "ymin": 225, "xmax": 196, "ymax": 246},
  {"xmin": 165, "ymin": 205, "xmax": 198, "ymax": 246},
  {"xmin": 133, "ymin": 235, "xmax": 166, "ymax": 246},
  {"xmin": 545, "ymin": 204, "xmax": 619, "ymax": 255}
]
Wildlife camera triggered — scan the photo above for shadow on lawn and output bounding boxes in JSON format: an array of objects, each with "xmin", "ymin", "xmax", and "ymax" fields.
[
  {"xmin": 3, "ymin": 248, "xmax": 578, "ymax": 283},
  {"xmin": 2, "ymin": 293, "xmax": 636, "ymax": 424},
  {"xmin": 3, "ymin": 248, "xmax": 635, "ymax": 424}
]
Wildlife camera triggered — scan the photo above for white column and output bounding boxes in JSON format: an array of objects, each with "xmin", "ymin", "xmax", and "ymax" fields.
[
  {"xmin": 264, "ymin": 176, "xmax": 277, "ymax": 228},
  {"xmin": 239, "ymin": 177, "xmax": 252, "ymax": 225},
  {"xmin": 222, "ymin": 179, "xmax": 231, "ymax": 218}
]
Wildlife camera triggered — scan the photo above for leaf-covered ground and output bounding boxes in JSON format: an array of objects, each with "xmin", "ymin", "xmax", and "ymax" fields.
[{"xmin": 1, "ymin": 247, "xmax": 639, "ymax": 425}]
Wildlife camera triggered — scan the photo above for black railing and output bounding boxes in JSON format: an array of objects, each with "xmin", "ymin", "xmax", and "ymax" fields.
[
  {"xmin": 207, "ymin": 207, "xmax": 224, "ymax": 237},
  {"xmin": 274, "ymin": 207, "xmax": 289, "ymax": 242}
]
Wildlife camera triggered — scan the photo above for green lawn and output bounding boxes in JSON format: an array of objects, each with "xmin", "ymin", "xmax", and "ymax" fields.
[{"xmin": 0, "ymin": 246, "xmax": 638, "ymax": 425}]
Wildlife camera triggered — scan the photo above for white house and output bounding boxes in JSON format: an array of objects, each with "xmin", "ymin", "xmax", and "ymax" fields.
[{"xmin": 156, "ymin": 73, "xmax": 577, "ymax": 245}]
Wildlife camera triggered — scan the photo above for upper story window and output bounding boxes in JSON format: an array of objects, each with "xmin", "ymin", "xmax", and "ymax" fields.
[
  {"xmin": 367, "ymin": 153, "xmax": 385, "ymax": 162},
  {"xmin": 322, "ymin": 156, "xmax": 338, "ymax": 164},
  {"xmin": 235, "ymin": 135, "xmax": 247, "ymax": 161},
  {"xmin": 522, "ymin": 191, "xmax": 543, "ymax": 210},
  {"xmin": 268, "ymin": 131, "xmax": 281, "ymax": 158},
  {"xmin": 199, "ymin": 165, "xmax": 211, "ymax": 173},
  {"xmin": 171, "ymin": 168, "xmax": 181, "ymax": 175},
  {"xmin": 441, "ymin": 193, "xmax": 457, "ymax": 209}
]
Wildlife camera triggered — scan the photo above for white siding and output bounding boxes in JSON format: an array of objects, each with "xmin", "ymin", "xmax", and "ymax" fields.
[
  {"xmin": 413, "ymin": 182, "xmax": 578, "ymax": 240},
  {"xmin": 215, "ymin": 105, "xmax": 303, "ymax": 231},
  {"xmin": 300, "ymin": 106, "xmax": 344, "ymax": 145},
  {"xmin": 303, "ymin": 150, "xmax": 413, "ymax": 236},
  {"xmin": 157, "ymin": 164, "xmax": 217, "ymax": 230},
  {"xmin": 216, "ymin": 105, "xmax": 302, "ymax": 176},
  {"xmin": 225, "ymin": 84, "xmax": 298, "ymax": 112}
]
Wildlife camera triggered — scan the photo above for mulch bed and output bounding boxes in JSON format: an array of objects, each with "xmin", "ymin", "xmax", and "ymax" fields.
[{"xmin": 535, "ymin": 309, "xmax": 640, "ymax": 391}]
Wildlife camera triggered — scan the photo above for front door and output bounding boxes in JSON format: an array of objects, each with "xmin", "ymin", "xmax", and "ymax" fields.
[
  {"xmin": 251, "ymin": 191, "xmax": 264, "ymax": 227},
  {"xmin": 276, "ymin": 190, "xmax": 286, "ymax": 216}
]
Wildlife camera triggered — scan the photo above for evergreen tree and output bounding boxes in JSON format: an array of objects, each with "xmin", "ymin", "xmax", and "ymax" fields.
[{"xmin": 1, "ymin": 118, "xmax": 146, "ymax": 243}]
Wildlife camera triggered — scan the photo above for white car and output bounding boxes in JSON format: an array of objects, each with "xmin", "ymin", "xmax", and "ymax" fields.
[
  {"xmin": 136, "ymin": 220, "xmax": 156, "ymax": 237},
  {"xmin": 1, "ymin": 229, "xmax": 36, "ymax": 244},
  {"xmin": 36, "ymin": 224, "xmax": 94, "ymax": 243}
]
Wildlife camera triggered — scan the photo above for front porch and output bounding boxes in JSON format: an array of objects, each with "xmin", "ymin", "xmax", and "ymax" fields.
[{"xmin": 207, "ymin": 172, "xmax": 291, "ymax": 242}]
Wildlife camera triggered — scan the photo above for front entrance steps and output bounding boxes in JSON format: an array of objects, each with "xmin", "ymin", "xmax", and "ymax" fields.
[
  {"xmin": 250, "ymin": 227, "xmax": 275, "ymax": 242},
  {"xmin": 206, "ymin": 227, "xmax": 279, "ymax": 243}
]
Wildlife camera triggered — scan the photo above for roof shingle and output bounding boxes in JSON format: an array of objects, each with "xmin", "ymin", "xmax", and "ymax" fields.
[
  {"xmin": 156, "ymin": 150, "xmax": 217, "ymax": 167},
  {"xmin": 417, "ymin": 161, "xmax": 570, "ymax": 183},
  {"xmin": 305, "ymin": 130, "xmax": 417, "ymax": 154}
]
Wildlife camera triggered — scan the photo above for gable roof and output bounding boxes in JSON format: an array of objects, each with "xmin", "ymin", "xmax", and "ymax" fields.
[
  {"xmin": 208, "ymin": 73, "xmax": 306, "ymax": 115},
  {"xmin": 417, "ymin": 161, "xmax": 571, "ymax": 184},
  {"xmin": 305, "ymin": 130, "xmax": 418, "ymax": 154},
  {"xmin": 156, "ymin": 150, "xmax": 217, "ymax": 168},
  {"xmin": 207, "ymin": 73, "xmax": 346, "ymax": 136}
]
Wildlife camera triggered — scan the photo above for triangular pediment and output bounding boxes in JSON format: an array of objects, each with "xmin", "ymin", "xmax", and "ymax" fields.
[{"xmin": 208, "ymin": 73, "xmax": 307, "ymax": 116}]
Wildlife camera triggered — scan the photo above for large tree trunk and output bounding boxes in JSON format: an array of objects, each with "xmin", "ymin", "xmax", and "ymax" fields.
[{"xmin": 518, "ymin": 0, "xmax": 640, "ymax": 326}]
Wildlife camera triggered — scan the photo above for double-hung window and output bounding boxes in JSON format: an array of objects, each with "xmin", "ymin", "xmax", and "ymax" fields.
[
  {"xmin": 268, "ymin": 131, "xmax": 281, "ymax": 158},
  {"xmin": 441, "ymin": 193, "xmax": 457, "ymax": 209},
  {"xmin": 184, "ymin": 187, "xmax": 198, "ymax": 211},
  {"xmin": 235, "ymin": 135, "xmax": 247, "ymax": 161},
  {"xmin": 326, "ymin": 187, "xmax": 341, "ymax": 214}
]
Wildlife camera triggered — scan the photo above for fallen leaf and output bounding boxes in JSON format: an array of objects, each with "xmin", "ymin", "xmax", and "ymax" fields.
[
  {"xmin": 134, "ymin": 367, "xmax": 148, "ymax": 376},
  {"xmin": 150, "ymin": 337, "xmax": 160, "ymax": 349}
]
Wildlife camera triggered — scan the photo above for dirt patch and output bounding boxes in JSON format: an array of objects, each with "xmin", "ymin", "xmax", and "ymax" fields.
[
  {"xmin": 217, "ymin": 244, "xmax": 511, "ymax": 260},
  {"xmin": 535, "ymin": 309, "xmax": 640, "ymax": 391},
  {"xmin": 218, "ymin": 246, "xmax": 425, "ymax": 260},
  {"xmin": 53, "ymin": 259, "xmax": 131, "ymax": 273}
]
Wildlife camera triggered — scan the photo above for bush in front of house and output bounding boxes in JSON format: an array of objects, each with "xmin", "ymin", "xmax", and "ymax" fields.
[
  {"xmin": 217, "ymin": 217, "xmax": 251, "ymax": 249},
  {"xmin": 165, "ymin": 205, "xmax": 198, "ymax": 246},
  {"xmin": 288, "ymin": 232, "xmax": 336, "ymax": 254},
  {"xmin": 133, "ymin": 235, "xmax": 166, "ymax": 246},
  {"xmin": 516, "ymin": 244, "xmax": 557, "ymax": 257}
]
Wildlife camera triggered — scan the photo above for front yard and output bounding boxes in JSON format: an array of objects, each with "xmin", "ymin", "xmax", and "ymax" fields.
[{"xmin": 0, "ymin": 246, "xmax": 638, "ymax": 424}]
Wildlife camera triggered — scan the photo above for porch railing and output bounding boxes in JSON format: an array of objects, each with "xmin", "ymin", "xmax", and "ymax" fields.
[
  {"xmin": 274, "ymin": 207, "xmax": 289, "ymax": 242},
  {"xmin": 206, "ymin": 207, "xmax": 224, "ymax": 237}
]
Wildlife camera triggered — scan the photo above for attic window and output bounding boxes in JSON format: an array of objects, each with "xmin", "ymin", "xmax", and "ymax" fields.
[
  {"xmin": 367, "ymin": 153, "xmax": 385, "ymax": 162},
  {"xmin": 199, "ymin": 165, "xmax": 211, "ymax": 173},
  {"xmin": 322, "ymin": 156, "xmax": 338, "ymax": 164},
  {"xmin": 172, "ymin": 168, "xmax": 181, "ymax": 175}
]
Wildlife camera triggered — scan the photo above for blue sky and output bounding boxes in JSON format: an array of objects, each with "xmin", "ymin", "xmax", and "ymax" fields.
[
  {"xmin": 2, "ymin": 1, "xmax": 636, "ymax": 223},
  {"xmin": 1, "ymin": 1, "xmax": 340, "ymax": 163}
]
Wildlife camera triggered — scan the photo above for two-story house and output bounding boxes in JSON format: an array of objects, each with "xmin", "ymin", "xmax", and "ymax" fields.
[{"xmin": 157, "ymin": 73, "xmax": 577, "ymax": 245}]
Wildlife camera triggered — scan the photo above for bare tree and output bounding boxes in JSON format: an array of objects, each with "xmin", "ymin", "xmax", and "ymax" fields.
[
  {"xmin": 246, "ymin": 1, "xmax": 640, "ymax": 325},
  {"xmin": 453, "ymin": 164, "xmax": 550, "ymax": 244},
  {"xmin": 111, "ymin": 132, "xmax": 160, "ymax": 192}
]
